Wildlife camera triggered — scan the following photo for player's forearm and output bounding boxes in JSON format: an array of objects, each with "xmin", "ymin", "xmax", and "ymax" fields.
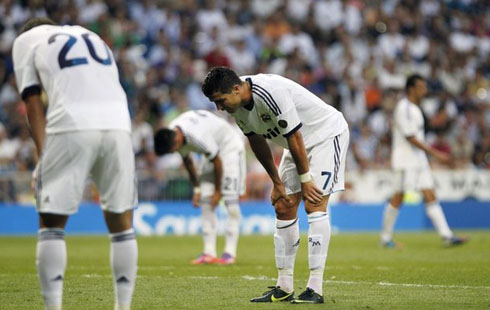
[
  {"xmin": 248, "ymin": 135, "xmax": 282, "ymax": 185},
  {"xmin": 25, "ymin": 95, "xmax": 46, "ymax": 158},
  {"xmin": 183, "ymin": 156, "xmax": 199, "ymax": 187},
  {"xmin": 406, "ymin": 136, "xmax": 436, "ymax": 156},
  {"xmin": 212, "ymin": 155, "xmax": 223, "ymax": 191},
  {"xmin": 286, "ymin": 130, "xmax": 310, "ymax": 176}
]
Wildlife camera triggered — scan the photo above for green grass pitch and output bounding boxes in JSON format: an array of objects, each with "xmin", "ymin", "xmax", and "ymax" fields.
[{"xmin": 1, "ymin": 231, "xmax": 489, "ymax": 309}]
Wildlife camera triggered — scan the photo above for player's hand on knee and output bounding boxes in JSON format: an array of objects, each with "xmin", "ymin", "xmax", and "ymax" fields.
[
  {"xmin": 271, "ymin": 183, "xmax": 291, "ymax": 206},
  {"xmin": 31, "ymin": 163, "xmax": 39, "ymax": 192},
  {"xmin": 301, "ymin": 181, "xmax": 323, "ymax": 204},
  {"xmin": 210, "ymin": 190, "xmax": 222, "ymax": 207},
  {"xmin": 192, "ymin": 192, "xmax": 201, "ymax": 208}
]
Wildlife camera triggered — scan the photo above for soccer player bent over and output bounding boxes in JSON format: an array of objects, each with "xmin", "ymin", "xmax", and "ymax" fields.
[
  {"xmin": 202, "ymin": 67, "xmax": 349, "ymax": 304},
  {"xmin": 13, "ymin": 18, "xmax": 138, "ymax": 310},
  {"xmin": 153, "ymin": 110, "xmax": 246, "ymax": 265},
  {"xmin": 380, "ymin": 74, "xmax": 468, "ymax": 248}
]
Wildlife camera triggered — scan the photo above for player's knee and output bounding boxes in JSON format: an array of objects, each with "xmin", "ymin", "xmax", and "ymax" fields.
[
  {"xmin": 304, "ymin": 196, "xmax": 328, "ymax": 214},
  {"xmin": 422, "ymin": 190, "xmax": 436, "ymax": 203},
  {"xmin": 226, "ymin": 203, "xmax": 241, "ymax": 220},
  {"xmin": 104, "ymin": 210, "xmax": 133, "ymax": 233},
  {"xmin": 274, "ymin": 199, "xmax": 297, "ymax": 220},
  {"xmin": 390, "ymin": 193, "xmax": 403, "ymax": 208},
  {"xmin": 39, "ymin": 213, "xmax": 68, "ymax": 229}
]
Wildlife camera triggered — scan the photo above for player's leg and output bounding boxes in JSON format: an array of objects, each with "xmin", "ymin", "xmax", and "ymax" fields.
[
  {"xmin": 380, "ymin": 168, "xmax": 411, "ymax": 247},
  {"xmin": 104, "ymin": 210, "xmax": 138, "ymax": 310},
  {"xmin": 298, "ymin": 195, "xmax": 329, "ymax": 304},
  {"xmin": 35, "ymin": 132, "xmax": 92, "ymax": 310},
  {"xmin": 293, "ymin": 129, "xmax": 349, "ymax": 304},
  {"xmin": 219, "ymin": 150, "xmax": 245, "ymax": 264},
  {"xmin": 221, "ymin": 198, "xmax": 241, "ymax": 264},
  {"xmin": 251, "ymin": 193, "xmax": 300, "ymax": 302},
  {"xmin": 92, "ymin": 131, "xmax": 138, "ymax": 310},
  {"xmin": 275, "ymin": 192, "xmax": 301, "ymax": 291},
  {"xmin": 194, "ymin": 197, "xmax": 219, "ymax": 263},
  {"xmin": 190, "ymin": 157, "xmax": 220, "ymax": 264},
  {"xmin": 37, "ymin": 214, "xmax": 69, "ymax": 310},
  {"xmin": 422, "ymin": 188, "xmax": 452, "ymax": 239},
  {"xmin": 380, "ymin": 191, "xmax": 404, "ymax": 246},
  {"xmin": 421, "ymin": 187, "xmax": 468, "ymax": 246}
]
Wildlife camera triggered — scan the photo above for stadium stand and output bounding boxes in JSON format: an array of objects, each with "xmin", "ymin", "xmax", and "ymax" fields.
[{"xmin": 0, "ymin": 0, "xmax": 488, "ymax": 203}]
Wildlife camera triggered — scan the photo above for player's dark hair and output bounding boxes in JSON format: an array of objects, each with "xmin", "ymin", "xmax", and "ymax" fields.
[
  {"xmin": 154, "ymin": 128, "xmax": 176, "ymax": 156},
  {"xmin": 405, "ymin": 74, "xmax": 424, "ymax": 92},
  {"xmin": 202, "ymin": 67, "xmax": 242, "ymax": 98},
  {"xmin": 20, "ymin": 17, "xmax": 56, "ymax": 34}
]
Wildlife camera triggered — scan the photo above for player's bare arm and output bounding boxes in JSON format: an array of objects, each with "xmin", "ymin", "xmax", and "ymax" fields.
[
  {"xmin": 183, "ymin": 155, "xmax": 201, "ymax": 207},
  {"xmin": 286, "ymin": 130, "xmax": 323, "ymax": 204},
  {"xmin": 247, "ymin": 134, "xmax": 290, "ymax": 206},
  {"xmin": 24, "ymin": 94, "xmax": 46, "ymax": 158},
  {"xmin": 210, "ymin": 154, "xmax": 223, "ymax": 207},
  {"xmin": 406, "ymin": 136, "xmax": 452, "ymax": 165}
]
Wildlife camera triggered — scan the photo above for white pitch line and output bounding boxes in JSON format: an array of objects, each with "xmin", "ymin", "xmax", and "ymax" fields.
[
  {"xmin": 376, "ymin": 281, "xmax": 490, "ymax": 290},
  {"xmin": 139, "ymin": 266, "xmax": 176, "ymax": 271},
  {"xmin": 241, "ymin": 275, "xmax": 490, "ymax": 290}
]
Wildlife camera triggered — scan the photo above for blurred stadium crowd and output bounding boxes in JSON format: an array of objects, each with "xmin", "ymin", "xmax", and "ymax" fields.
[{"xmin": 0, "ymin": 0, "xmax": 489, "ymax": 202}]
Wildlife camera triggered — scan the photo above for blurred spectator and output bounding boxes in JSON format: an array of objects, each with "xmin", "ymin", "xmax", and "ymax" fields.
[{"xmin": 0, "ymin": 0, "xmax": 489, "ymax": 201}]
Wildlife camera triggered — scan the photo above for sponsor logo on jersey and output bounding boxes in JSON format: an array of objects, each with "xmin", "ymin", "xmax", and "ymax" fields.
[{"xmin": 262, "ymin": 127, "xmax": 280, "ymax": 139}]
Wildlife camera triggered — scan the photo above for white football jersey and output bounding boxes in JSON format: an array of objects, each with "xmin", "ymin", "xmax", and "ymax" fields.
[
  {"xmin": 391, "ymin": 98, "xmax": 430, "ymax": 169},
  {"xmin": 12, "ymin": 24, "xmax": 131, "ymax": 134},
  {"xmin": 233, "ymin": 74, "xmax": 348, "ymax": 149},
  {"xmin": 169, "ymin": 110, "xmax": 244, "ymax": 159}
]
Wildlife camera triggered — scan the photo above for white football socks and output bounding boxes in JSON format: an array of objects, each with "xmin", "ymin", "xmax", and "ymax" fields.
[
  {"xmin": 380, "ymin": 203, "xmax": 400, "ymax": 243},
  {"xmin": 224, "ymin": 201, "xmax": 241, "ymax": 257},
  {"xmin": 274, "ymin": 218, "xmax": 299, "ymax": 293},
  {"xmin": 201, "ymin": 202, "xmax": 217, "ymax": 257},
  {"xmin": 37, "ymin": 228, "xmax": 66, "ymax": 310},
  {"xmin": 426, "ymin": 201, "xmax": 453, "ymax": 239},
  {"xmin": 306, "ymin": 212, "xmax": 331, "ymax": 295},
  {"xmin": 110, "ymin": 229, "xmax": 137, "ymax": 310}
]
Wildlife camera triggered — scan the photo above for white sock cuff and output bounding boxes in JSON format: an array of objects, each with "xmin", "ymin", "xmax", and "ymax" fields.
[
  {"xmin": 387, "ymin": 202, "xmax": 399, "ymax": 210},
  {"xmin": 307, "ymin": 212, "xmax": 328, "ymax": 223},
  {"xmin": 38, "ymin": 228, "xmax": 65, "ymax": 241},
  {"xmin": 276, "ymin": 218, "xmax": 298, "ymax": 229},
  {"xmin": 110, "ymin": 229, "xmax": 136, "ymax": 242},
  {"xmin": 426, "ymin": 201, "xmax": 440, "ymax": 208}
]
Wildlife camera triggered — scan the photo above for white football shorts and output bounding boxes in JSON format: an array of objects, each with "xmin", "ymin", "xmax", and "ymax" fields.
[
  {"xmin": 279, "ymin": 128, "xmax": 349, "ymax": 196},
  {"xmin": 392, "ymin": 168, "xmax": 435, "ymax": 192},
  {"xmin": 199, "ymin": 149, "xmax": 246, "ymax": 201},
  {"xmin": 36, "ymin": 130, "xmax": 138, "ymax": 215}
]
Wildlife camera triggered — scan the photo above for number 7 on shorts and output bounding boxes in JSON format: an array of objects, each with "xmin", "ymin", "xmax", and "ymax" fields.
[{"xmin": 321, "ymin": 171, "xmax": 331, "ymax": 190}]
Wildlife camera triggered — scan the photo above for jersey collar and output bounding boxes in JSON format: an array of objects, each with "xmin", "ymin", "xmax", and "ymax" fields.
[{"xmin": 244, "ymin": 78, "xmax": 254, "ymax": 111}]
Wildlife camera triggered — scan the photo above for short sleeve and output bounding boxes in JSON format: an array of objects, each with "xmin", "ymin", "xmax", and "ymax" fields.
[
  {"xmin": 12, "ymin": 36, "xmax": 41, "ymax": 98},
  {"xmin": 187, "ymin": 133, "xmax": 219, "ymax": 160},
  {"xmin": 396, "ymin": 104, "xmax": 417, "ymax": 137},
  {"xmin": 268, "ymin": 88, "xmax": 302, "ymax": 137}
]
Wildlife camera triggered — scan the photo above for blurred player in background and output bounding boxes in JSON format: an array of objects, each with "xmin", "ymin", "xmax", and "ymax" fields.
[
  {"xmin": 380, "ymin": 74, "xmax": 468, "ymax": 248},
  {"xmin": 202, "ymin": 67, "xmax": 349, "ymax": 304},
  {"xmin": 154, "ymin": 110, "xmax": 246, "ymax": 265},
  {"xmin": 12, "ymin": 18, "xmax": 138, "ymax": 310}
]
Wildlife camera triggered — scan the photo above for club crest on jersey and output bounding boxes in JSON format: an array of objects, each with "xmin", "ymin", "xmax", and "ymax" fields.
[
  {"xmin": 278, "ymin": 120, "xmax": 288, "ymax": 128},
  {"xmin": 260, "ymin": 114, "xmax": 272, "ymax": 122}
]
